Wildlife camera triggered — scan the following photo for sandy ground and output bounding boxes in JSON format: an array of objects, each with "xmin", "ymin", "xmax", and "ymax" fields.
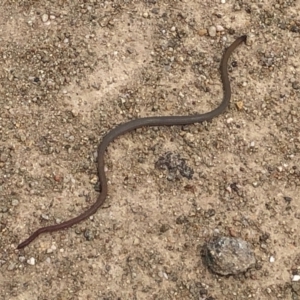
[{"xmin": 0, "ymin": 0, "xmax": 299, "ymax": 299}]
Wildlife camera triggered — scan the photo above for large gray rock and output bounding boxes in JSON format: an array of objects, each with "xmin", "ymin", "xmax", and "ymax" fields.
[{"xmin": 205, "ymin": 237, "xmax": 256, "ymax": 275}]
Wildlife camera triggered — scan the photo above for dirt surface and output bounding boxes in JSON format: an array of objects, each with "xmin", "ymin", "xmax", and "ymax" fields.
[{"xmin": 0, "ymin": 0, "xmax": 299, "ymax": 299}]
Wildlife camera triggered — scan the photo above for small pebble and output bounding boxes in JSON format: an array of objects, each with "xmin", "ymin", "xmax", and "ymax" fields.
[
  {"xmin": 225, "ymin": 185, "xmax": 232, "ymax": 193},
  {"xmin": 84, "ymin": 229, "xmax": 94, "ymax": 241},
  {"xmin": 46, "ymin": 244, "xmax": 57, "ymax": 254},
  {"xmin": 160, "ymin": 224, "xmax": 170, "ymax": 233},
  {"xmin": 41, "ymin": 214, "xmax": 50, "ymax": 220},
  {"xmin": 1, "ymin": 207, "xmax": 8, "ymax": 213},
  {"xmin": 216, "ymin": 25, "xmax": 224, "ymax": 32},
  {"xmin": 284, "ymin": 196, "xmax": 292, "ymax": 203},
  {"xmin": 7, "ymin": 262, "xmax": 16, "ymax": 271},
  {"xmin": 133, "ymin": 237, "xmax": 140, "ymax": 245},
  {"xmin": 227, "ymin": 117, "xmax": 233, "ymax": 124},
  {"xmin": 198, "ymin": 29, "xmax": 207, "ymax": 36},
  {"xmin": 220, "ymin": 0, "xmax": 226, "ymax": 3},
  {"xmin": 292, "ymin": 81, "xmax": 300, "ymax": 90},
  {"xmin": 292, "ymin": 275, "xmax": 300, "ymax": 282},
  {"xmin": 45, "ymin": 257, "xmax": 51, "ymax": 264},
  {"xmin": 19, "ymin": 256, "xmax": 26, "ymax": 263},
  {"xmin": 90, "ymin": 176, "xmax": 98, "ymax": 184},
  {"xmin": 277, "ymin": 166, "xmax": 283, "ymax": 172},
  {"xmin": 208, "ymin": 26, "xmax": 217, "ymax": 37},
  {"xmin": 269, "ymin": 256, "xmax": 275, "ymax": 263},
  {"xmin": 41, "ymin": 14, "xmax": 49, "ymax": 23},
  {"xmin": 27, "ymin": 257, "xmax": 36, "ymax": 266},
  {"xmin": 158, "ymin": 271, "xmax": 164, "ymax": 278},
  {"xmin": 11, "ymin": 199, "xmax": 19, "ymax": 206},
  {"xmin": 236, "ymin": 101, "xmax": 244, "ymax": 110},
  {"xmin": 233, "ymin": 3, "xmax": 241, "ymax": 10},
  {"xmin": 245, "ymin": 34, "xmax": 253, "ymax": 46}
]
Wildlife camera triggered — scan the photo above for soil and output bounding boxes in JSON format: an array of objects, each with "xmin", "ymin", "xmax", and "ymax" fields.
[{"xmin": 0, "ymin": 1, "xmax": 299, "ymax": 299}]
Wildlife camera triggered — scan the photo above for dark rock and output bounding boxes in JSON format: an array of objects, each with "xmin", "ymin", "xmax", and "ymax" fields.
[
  {"xmin": 205, "ymin": 236, "xmax": 256, "ymax": 275},
  {"xmin": 155, "ymin": 152, "xmax": 194, "ymax": 180}
]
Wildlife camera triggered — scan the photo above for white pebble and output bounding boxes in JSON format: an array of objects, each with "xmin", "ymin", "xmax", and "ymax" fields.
[
  {"xmin": 18, "ymin": 256, "xmax": 26, "ymax": 263},
  {"xmin": 216, "ymin": 25, "xmax": 224, "ymax": 32},
  {"xmin": 269, "ymin": 256, "xmax": 275, "ymax": 263},
  {"xmin": 226, "ymin": 186, "xmax": 232, "ymax": 193},
  {"xmin": 46, "ymin": 244, "xmax": 57, "ymax": 254},
  {"xmin": 27, "ymin": 257, "xmax": 36, "ymax": 266},
  {"xmin": 221, "ymin": 35, "xmax": 228, "ymax": 43},
  {"xmin": 292, "ymin": 275, "xmax": 300, "ymax": 282},
  {"xmin": 41, "ymin": 14, "xmax": 49, "ymax": 23},
  {"xmin": 45, "ymin": 257, "xmax": 51, "ymax": 264},
  {"xmin": 227, "ymin": 117, "xmax": 233, "ymax": 124},
  {"xmin": 41, "ymin": 214, "xmax": 50, "ymax": 220},
  {"xmin": 221, "ymin": 0, "xmax": 226, "ymax": 3},
  {"xmin": 208, "ymin": 26, "xmax": 217, "ymax": 37}
]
